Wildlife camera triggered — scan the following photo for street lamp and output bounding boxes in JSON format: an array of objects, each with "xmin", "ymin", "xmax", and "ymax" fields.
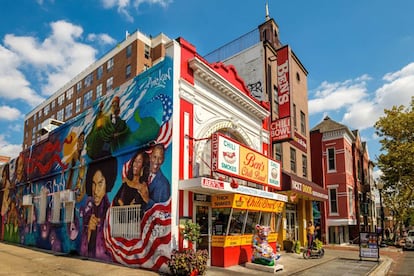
[{"xmin": 377, "ymin": 180, "xmax": 386, "ymax": 247}]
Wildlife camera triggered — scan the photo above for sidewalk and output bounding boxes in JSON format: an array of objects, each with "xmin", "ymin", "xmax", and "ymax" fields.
[
  {"xmin": 205, "ymin": 244, "xmax": 396, "ymax": 276},
  {"xmin": 0, "ymin": 242, "xmax": 396, "ymax": 275}
]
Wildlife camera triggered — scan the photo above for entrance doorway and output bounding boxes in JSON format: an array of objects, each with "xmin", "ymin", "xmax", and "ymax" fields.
[
  {"xmin": 286, "ymin": 204, "xmax": 298, "ymax": 240},
  {"xmin": 194, "ymin": 203, "xmax": 211, "ymax": 264}
]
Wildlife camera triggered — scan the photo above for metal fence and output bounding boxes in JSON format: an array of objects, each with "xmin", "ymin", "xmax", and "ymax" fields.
[{"xmin": 110, "ymin": 205, "xmax": 141, "ymax": 239}]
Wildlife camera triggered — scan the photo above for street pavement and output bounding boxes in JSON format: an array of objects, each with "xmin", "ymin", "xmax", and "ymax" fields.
[{"xmin": 0, "ymin": 242, "xmax": 399, "ymax": 275}]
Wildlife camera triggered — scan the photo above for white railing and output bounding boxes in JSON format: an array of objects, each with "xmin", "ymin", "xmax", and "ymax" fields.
[{"xmin": 110, "ymin": 205, "xmax": 141, "ymax": 239}]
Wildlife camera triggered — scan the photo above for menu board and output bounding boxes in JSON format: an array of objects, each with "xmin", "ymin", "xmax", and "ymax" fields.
[{"xmin": 359, "ymin": 232, "xmax": 379, "ymax": 260}]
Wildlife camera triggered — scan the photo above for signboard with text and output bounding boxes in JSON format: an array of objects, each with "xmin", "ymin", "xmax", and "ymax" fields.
[
  {"xmin": 359, "ymin": 232, "xmax": 379, "ymax": 260},
  {"xmin": 271, "ymin": 117, "xmax": 293, "ymax": 142},
  {"xmin": 211, "ymin": 133, "xmax": 281, "ymax": 188},
  {"xmin": 276, "ymin": 45, "xmax": 292, "ymax": 119}
]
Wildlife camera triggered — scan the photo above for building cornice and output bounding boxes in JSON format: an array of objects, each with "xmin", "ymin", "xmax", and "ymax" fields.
[{"xmin": 188, "ymin": 57, "xmax": 269, "ymax": 121}]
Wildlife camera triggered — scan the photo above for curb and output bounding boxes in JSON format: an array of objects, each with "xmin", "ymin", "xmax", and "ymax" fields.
[{"xmin": 367, "ymin": 256, "xmax": 392, "ymax": 276}]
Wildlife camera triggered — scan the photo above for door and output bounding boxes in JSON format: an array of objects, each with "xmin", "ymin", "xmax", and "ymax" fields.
[
  {"xmin": 195, "ymin": 203, "xmax": 211, "ymax": 264},
  {"xmin": 286, "ymin": 209, "xmax": 298, "ymax": 240}
]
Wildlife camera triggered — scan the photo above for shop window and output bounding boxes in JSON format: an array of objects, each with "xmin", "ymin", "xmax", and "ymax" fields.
[
  {"xmin": 212, "ymin": 208, "xmax": 230, "ymax": 236},
  {"xmin": 228, "ymin": 209, "xmax": 246, "ymax": 235},
  {"xmin": 244, "ymin": 211, "xmax": 261, "ymax": 234}
]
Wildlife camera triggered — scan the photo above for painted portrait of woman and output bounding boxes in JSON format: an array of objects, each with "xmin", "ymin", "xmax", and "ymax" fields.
[{"xmin": 80, "ymin": 157, "xmax": 117, "ymax": 261}]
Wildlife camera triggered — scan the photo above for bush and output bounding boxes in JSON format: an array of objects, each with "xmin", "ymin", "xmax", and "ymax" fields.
[{"xmin": 167, "ymin": 249, "xmax": 208, "ymax": 276}]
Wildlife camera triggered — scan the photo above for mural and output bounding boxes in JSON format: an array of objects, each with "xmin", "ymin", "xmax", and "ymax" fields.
[{"xmin": 0, "ymin": 57, "xmax": 173, "ymax": 272}]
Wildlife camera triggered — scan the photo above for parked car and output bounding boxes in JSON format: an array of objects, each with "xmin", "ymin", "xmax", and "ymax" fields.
[{"xmin": 403, "ymin": 230, "xmax": 414, "ymax": 250}]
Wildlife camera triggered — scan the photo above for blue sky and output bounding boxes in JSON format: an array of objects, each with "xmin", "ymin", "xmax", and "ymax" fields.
[{"xmin": 1, "ymin": 0, "xmax": 413, "ymax": 177}]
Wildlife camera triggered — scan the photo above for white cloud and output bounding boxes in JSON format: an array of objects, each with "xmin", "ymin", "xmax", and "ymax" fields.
[
  {"xmin": 4, "ymin": 20, "xmax": 98, "ymax": 96},
  {"xmin": 0, "ymin": 106, "xmax": 22, "ymax": 121},
  {"xmin": 0, "ymin": 135, "xmax": 21, "ymax": 159},
  {"xmin": 309, "ymin": 75, "xmax": 370, "ymax": 115},
  {"xmin": 100, "ymin": 0, "xmax": 172, "ymax": 22},
  {"xmin": 0, "ymin": 45, "xmax": 44, "ymax": 106},
  {"xmin": 87, "ymin": 33, "xmax": 117, "ymax": 45},
  {"xmin": 309, "ymin": 64, "xmax": 414, "ymax": 131}
]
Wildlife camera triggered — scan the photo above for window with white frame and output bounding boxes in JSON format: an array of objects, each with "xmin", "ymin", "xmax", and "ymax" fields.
[
  {"xmin": 83, "ymin": 90, "xmax": 93, "ymax": 109},
  {"xmin": 75, "ymin": 98, "xmax": 81, "ymax": 113},
  {"xmin": 329, "ymin": 187, "xmax": 338, "ymax": 214},
  {"xmin": 106, "ymin": 76, "xmax": 113, "ymax": 91},
  {"xmin": 58, "ymin": 94, "xmax": 65, "ymax": 106},
  {"xmin": 126, "ymin": 64, "xmax": 131, "ymax": 79},
  {"xmin": 327, "ymin": 148, "xmax": 336, "ymax": 172},
  {"xmin": 348, "ymin": 187, "xmax": 354, "ymax": 215},
  {"xmin": 96, "ymin": 83, "xmax": 103, "ymax": 98},
  {"xmin": 66, "ymin": 87, "xmax": 74, "ymax": 100},
  {"xmin": 107, "ymin": 57, "xmax": 114, "ymax": 72},
  {"xmin": 65, "ymin": 103, "xmax": 73, "ymax": 119},
  {"xmin": 126, "ymin": 44, "xmax": 132, "ymax": 58},
  {"xmin": 144, "ymin": 44, "xmax": 150, "ymax": 59},
  {"xmin": 97, "ymin": 65, "xmax": 103, "ymax": 80},
  {"xmin": 76, "ymin": 81, "xmax": 82, "ymax": 93},
  {"xmin": 84, "ymin": 73, "xmax": 93, "ymax": 87},
  {"xmin": 290, "ymin": 147, "xmax": 296, "ymax": 173},
  {"xmin": 57, "ymin": 109, "xmax": 64, "ymax": 121}
]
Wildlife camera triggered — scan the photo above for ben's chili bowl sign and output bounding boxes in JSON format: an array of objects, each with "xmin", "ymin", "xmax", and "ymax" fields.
[{"xmin": 211, "ymin": 133, "xmax": 281, "ymax": 188}]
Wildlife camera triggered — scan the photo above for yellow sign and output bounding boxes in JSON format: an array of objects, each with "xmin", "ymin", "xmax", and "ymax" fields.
[
  {"xmin": 239, "ymin": 147, "xmax": 268, "ymax": 183},
  {"xmin": 211, "ymin": 233, "xmax": 279, "ymax": 247},
  {"xmin": 212, "ymin": 194, "xmax": 284, "ymax": 212}
]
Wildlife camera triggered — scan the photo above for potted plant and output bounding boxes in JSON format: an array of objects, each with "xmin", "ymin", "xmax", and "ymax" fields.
[{"xmin": 168, "ymin": 221, "xmax": 208, "ymax": 275}]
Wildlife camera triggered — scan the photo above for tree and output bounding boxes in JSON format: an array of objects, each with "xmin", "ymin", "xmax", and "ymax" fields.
[{"xmin": 374, "ymin": 97, "xmax": 414, "ymax": 230}]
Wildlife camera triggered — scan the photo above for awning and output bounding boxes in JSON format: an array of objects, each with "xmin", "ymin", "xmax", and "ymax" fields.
[
  {"xmin": 179, "ymin": 177, "xmax": 287, "ymax": 202},
  {"xmin": 281, "ymin": 171, "xmax": 328, "ymax": 201}
]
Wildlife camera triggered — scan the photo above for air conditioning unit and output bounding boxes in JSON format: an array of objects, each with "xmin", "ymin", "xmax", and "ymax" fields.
[{"xmin": 22, "ymin": 194, "xmax": 33, "ymax": 206}]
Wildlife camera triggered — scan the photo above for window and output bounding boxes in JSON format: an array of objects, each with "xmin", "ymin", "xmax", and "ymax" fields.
[
  {"xmin": 75, "ymin": 98, "xmax": 81, "ymax": 113},
  {"xmin": 300, "ymin": 111, "xmax": 306, "ymax": 134},
  {"xmin": 327, "ymin": 148, "xmax": 336, "ymax": 171},
  {"xmin": 290, "ymin": 147, "xmax": 296, "ymax": 173},
  {"xmin": 66, "ymin": 87, "xmax": 73, "ymax": 100},
  {"xmin": 302, "ymin": 154, "xmax": 307, "ymax": 178},
  {"xmin": 83, "ymin": 90, "xmax": 93, "ymax": 109},
  {"xmin": 51, "ymin": 100, "xmax": 56, "ymax": 110},
  {"xmin": 33, "ymin": 113, "xmax": 37, "ymax": 122},
  {"xmin": 76, "ymin": 81, "xmax": 82, "ymax": 93},
  {"xmin": 96, "ymin": 83, "xmax": 103, "ymax": 98},
  {"xmin": 84, "ymin": 73, "xmax": 93, "ymax": 87},
  {"xmin": 58, "ymin": 94, "xmax": 65, "ymax": 106},
  {"xmin": 293, "ymin": 104, "xmax": 297, "ymax": 129},
  {"xmin": 65, "ymin": 103, "xmax": 73, "ymax": 119},
  {"xmin": 126, "ymin": 64, "xmax": 131, "ymax": 79},
  {"xmin": 274, "ymin": 143, "xmax": 282, "ymax": 162},
  {"xmin": 107, "ymin": 57, "xmax": 114, "ymax": 72},
  {"xmin": 57, "ymin": 109, "xmax": 64, "ymax": 121},
  {"xmin": 97, "ymin": 65, "xmax": 103, "ymax": 80},
  {"xmin": 348, "ymin": 187, "xmax": 353, "ymax": 215},
  {"xmin": 296, "ymin": 72, "xmax": 301, "ymax": 82},
  {"xmin": 329, "ymin": 188, "xmax": 338, "ymax": 214},
  {"xmin": 106, "ymin": 76, "xmax": 113, "ymax": 91},
  {"xmin": 126, "ymin": 44, "xmax": 132, "ymax": 57},
  {"xmin": 144, "ymin": 44, "xmax": 150, "ymax": 59}
]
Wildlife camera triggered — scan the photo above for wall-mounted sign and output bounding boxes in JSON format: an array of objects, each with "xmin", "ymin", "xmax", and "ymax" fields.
[
  {"xmin": 289, "ymin": 132, "xmax": 307, "ymax": 152},
  {"xmin": 276, "ymin": 46, "xmax": 291, "ymax": 119},
  {"xmin": 211, "ymin": 194, "xmax": 285, "ymax": 212},
  {"xmin": 271, "ymin": 117, "xmax": 292, "ymax": 142},
  {"xmin": 211, "ymin": 133, "xmax": 281, "ymax": 189}
]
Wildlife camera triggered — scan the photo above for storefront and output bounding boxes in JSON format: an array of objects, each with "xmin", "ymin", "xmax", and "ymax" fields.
[
  {"xmin": 179, "ymin": 177, "xmax": 287, "ymax": 267},
  {"xmin": 280, "ymin": 171, "xmax": 328, "ymax": 247}
]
